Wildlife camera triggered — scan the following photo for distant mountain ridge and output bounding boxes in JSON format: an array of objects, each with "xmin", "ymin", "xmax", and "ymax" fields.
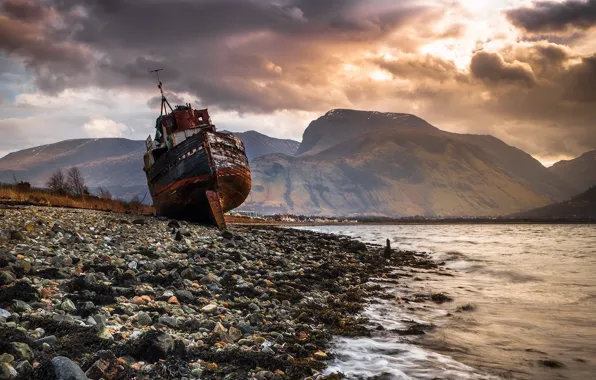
[
  {"xmin": 241, "ymin": 109, "xmax": 575, "ymax": 217},
  {"xmin": 0, "ymin": 131, "xmax": 299, "ymax": 200},
  {"xmin": 513, "ymin": 186, "xmax": 596, "ymax": 220},
  {"xmin": 549, "ymin": 150, "xmax": 596, "ymax": 193},
  {"xmin": 0, "ymin": 110, "xmax": 583, "ymax": 217}
]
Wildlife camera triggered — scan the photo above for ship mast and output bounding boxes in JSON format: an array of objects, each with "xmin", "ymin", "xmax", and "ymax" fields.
[{"xmin": 150, "ymin": 69, "xmax": 173, "ymax": 116}]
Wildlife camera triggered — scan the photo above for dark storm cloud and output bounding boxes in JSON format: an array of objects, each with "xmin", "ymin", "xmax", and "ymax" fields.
[
  {"xmin": 0, "ymin": 0, "xmax": 433, "ymax": 107},
  {"xmin": 1, "ymin": 0, "xmax": 45, "ymax": 21},
  {"xmin": 506, "ymin": 0, "xmax": 596, "ymax": 33},
  {"xmin": 470, "ymin": 51, "xmax": 536, "ymax": 86}
]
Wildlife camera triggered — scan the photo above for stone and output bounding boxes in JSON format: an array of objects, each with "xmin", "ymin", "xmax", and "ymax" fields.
[
  {"xmin": 201, "ymin": 304, "xmax": 217, "ymax": 313},
  {"xmin": 135, "ymin": 332, "xmax": 174, "ymax": 362},
  {"xmin": 313, "ymin": 351, "xmax": 328, "ymax": 360},
  {"xmin": 0, "ymin": 308, "xmax": 11, "ymax": 319},
  {"xmin": 12, "ymin": 300, "xmax": 31, "ymax": 313},
  {"xmin": 85, "ymin": 352, "xmax": 120, "ymax": 380},
  {"xmin": 190, "ymin": 367, "xmax": 202, "ymax": 377},
  {"xmin": 254, "ymin": 370, "xmax": 275, "ymax": 379},
  {"xmin": 60, "ymin": 299, "xmax": 77, "ymax": 312},
  {"xmin": 97, "ymin": 326, "xmax": 113, "ymax": 340},
  {"xmin": 158, "ymin": 316, "xmax": 178, "ymax": 328},
  {"xmin": 132, "ymin": 219, "xmax": 147, "ymax": 225},
  {"xmin": 0, "ymin": 271, "xmax": 15, "ymax": 286},
  {"xmin": 51, "ymin": 356, "xmax": 88, "ymax": 380},
  {"xmin": 136, "ymin": 312, "xmax": 152, "ymax": 326},
  {"xmin": 33, "ymin": 335, "xmax": 57, "ymax": 348},
  {"xmin": 213, "ymin": 322, "xmax": 231, "ymax": 343},
  {"xmin": 10, "ymin": 343, "xmax": 33, "ymax": 361},
  {"xmin": 0, "ymin": 355, "xmax": 13, "ymax": 364},
  {"xmin": 9, "ymin": 231, "xmax": 25, "ymax": 241},
  {"xmin": 0, "ymin": 363, "xmax": 17, "ymax": 379},
  {"xmin": 175, "ymin": 290, "xmax": 194, "ymax": 303},
  {"xmin": 228, "ymin": 326, "xmax": 243, "ymax": 342},
  {"xmin": 14, "ymin": 361, "xmax": 33, "ymax": 377}
]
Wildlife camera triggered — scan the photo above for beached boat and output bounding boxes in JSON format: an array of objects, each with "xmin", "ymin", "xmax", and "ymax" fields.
[{"xmin": 143, "ymin": 72, "xmax": 251, "ymax": 228}]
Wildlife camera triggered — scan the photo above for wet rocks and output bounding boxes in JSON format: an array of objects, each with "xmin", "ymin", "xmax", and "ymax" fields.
[
  {"xmin": 51, "ymin": 356, "xmax": 88, "ymax": 380},
  {"xmin": 133, "ymin": 331, "xmax": 174, "ymax": 362},
  {"xmin": 9, "ymin": 343, "xmax": 33, "ymax": 361}
]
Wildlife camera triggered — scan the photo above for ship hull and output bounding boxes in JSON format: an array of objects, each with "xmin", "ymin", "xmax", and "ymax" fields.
[{"xmin": 146, "ymin": 131, "xmax": 251, "ymax": 228}]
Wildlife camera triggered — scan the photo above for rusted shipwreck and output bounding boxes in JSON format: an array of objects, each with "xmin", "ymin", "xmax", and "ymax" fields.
[{"xmin": 143, "ymin": 72, "xmax": 251, "ymax": 228}]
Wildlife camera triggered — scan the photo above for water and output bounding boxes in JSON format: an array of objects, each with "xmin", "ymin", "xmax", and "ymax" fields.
[{"xmin": 294, "ymin": 224, "xmax": 596, "ymax": 380}]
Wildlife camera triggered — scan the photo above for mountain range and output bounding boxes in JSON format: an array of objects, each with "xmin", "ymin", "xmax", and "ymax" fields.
[{"xmin": 0, "ymin": 109, "xmax": 591, "ymax": 217}]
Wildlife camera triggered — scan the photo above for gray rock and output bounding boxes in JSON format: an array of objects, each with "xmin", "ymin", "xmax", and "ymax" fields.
[
  {"xmin": 51, "ymin": 356, "xmax": 88, "ymax": 380},
  {"xmin": 135, "ymin": 332, "xmax": 174, "ymax": 362},
  {"xmin": 136, "ymin": 312, "xmax": 152, "ymax": 326},
  {"xmin": 33, "ymin": 335, "xmax": 57, "ymax": 348},
  {"xmin": 12, "ymin": 300, "xmax": 31, "ymax": 313},
  {"xmin": 0, "ymin": 271, "xmax": 15, "ymax": 286},
  {"xmin": 0, "ymin": 354, "xmax": 14, "ymax": 363},
  {"xmin": 14, "ymin": 361, "xmax": 33, "ymax": 376},
  {"xmin": 0, "ymin": 362, "xmax": 17, "ymax": 379},
  {"xmin": 254, "ymin": 370, "xmax": 275, "ymax": 379},
  {"xmin": 60, "ymin": 299, "xmax": 77, "ymax": 313},
  {"xmin": 10, "ymin": 343, "xmax": 33, "ymax": 361},
  {"xmin": 201, "ymin": 304, "xmax": 217, "ymax": 313},
  {"xmin": 158, "ymin": 316, "xmax": 178, "ymax": 327},
  {"xmin": 0, "ymin": 308, "xmax": 11, "ymax": 319}
]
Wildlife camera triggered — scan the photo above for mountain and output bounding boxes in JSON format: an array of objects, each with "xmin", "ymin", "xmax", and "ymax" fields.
[
  {"xmin": 225, "ymin": 130, "xmax": 299, "ymax": 160},
  {"xmin": 549, "ymin": 150, "xmax": 596, "ymax": 193},
  {"xmin": 512, "ymin": 186, "xmax": 596, "ymax": 220},
  {"xmin": 0, "ymin": 110, "xmax": 577, "ymax": 217},
  {"xmin": 296, "ymin": 109, "xmax": 437, "ymax": 155},
  {"xmin": 0, "ymin": 132, "xmax": 299, "ymax": 201},
  {"xmin": 240, "ymin": 109, "xmax": 575, "ymax": 217},
  {"xmin": 0, "ymin": 138, "xmax": 148, "ymax": 200}
]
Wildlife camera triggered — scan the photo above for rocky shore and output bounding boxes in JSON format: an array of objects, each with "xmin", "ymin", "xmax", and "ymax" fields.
[{"xmin": 0, "ymin": 206, "xmax": 437, "ymax": 379}]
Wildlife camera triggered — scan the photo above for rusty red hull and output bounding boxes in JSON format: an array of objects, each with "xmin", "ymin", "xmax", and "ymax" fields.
[{"xmin": 145, "ymin": 129, "xmax": 251, "ymax": 228}]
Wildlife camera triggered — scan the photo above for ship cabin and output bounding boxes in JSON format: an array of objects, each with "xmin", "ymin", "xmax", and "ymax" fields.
[{"xmin": 144, "ymin": 105, "xmax": 215, "ymax": 170}]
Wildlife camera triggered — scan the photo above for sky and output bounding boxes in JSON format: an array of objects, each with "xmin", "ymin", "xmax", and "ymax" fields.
[{"xmin": 0, "ymin": 0, "xmax": 595, "ymax": 166}]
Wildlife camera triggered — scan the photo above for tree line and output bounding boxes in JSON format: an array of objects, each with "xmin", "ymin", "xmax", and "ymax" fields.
[{"xmin": 46, "ymin": 167, "xmax": 112, "ymax": 199}]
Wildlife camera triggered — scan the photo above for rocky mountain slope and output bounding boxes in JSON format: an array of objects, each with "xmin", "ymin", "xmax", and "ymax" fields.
[
  {"xmin": 242, "ymin": 109, "xmax": 575, "ymax": 217},
  {"xmin": 512, "ymin": 186, "xmax": 596, "ymax": 220},
  {"xmin": 549, "ymin": 150, "xmax": 596, "ymax": 193},
  {"xmin": 225, "ymin": 130, "xmax": 299, "ymax": 160}
]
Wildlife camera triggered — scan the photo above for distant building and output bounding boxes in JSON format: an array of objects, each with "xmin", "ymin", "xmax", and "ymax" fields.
[{"xmin": 232, "ymin": 210, "xmax": 262, "ymax": 218}]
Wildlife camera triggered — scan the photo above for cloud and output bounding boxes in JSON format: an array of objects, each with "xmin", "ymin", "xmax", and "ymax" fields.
[
  {"xmin": 0, "ymin": 0, "xmax": 595, "ymax": 163},
  {"xmin": 506, "ymin": 0, "xmax": 596, "ymax": 33},
  {"xmin": 83, "ymin": 117, "xmax": 129, "ymax": 138},
  {"xmin": 470, "ymin": 51, "xmax": 536, "ymax": 86}
]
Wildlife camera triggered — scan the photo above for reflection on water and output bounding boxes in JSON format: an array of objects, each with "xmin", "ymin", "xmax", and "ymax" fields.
[{"xmin": 295, "ymin": 224, "xmax": 596, "ymax": 380}]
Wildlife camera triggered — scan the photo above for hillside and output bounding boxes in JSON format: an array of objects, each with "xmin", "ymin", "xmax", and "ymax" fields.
[
  {"xmin": 241, "ymin": 110, "xmax": 575, "ymax": 217},
  {"xmin": 513, "ymin": 186, "xmax": 596, "ymax": 220},
  {"xmin": 225, "ymin": 130, "xmax": 299, "ymax": 160},
  {"xmin": 549, "ymin": 150, "xmax": 596, "ymax": 193}
]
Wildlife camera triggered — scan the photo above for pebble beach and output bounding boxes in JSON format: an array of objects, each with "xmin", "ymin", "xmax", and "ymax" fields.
[{"xmin": 0, "ymin": 206, "xmax": 439, "ymax": 380}]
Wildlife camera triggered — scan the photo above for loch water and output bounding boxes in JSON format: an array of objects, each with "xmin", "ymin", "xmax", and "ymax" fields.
[{"xmin": 294, "ymin": 224, "xmax": 596, "ymax": 380}]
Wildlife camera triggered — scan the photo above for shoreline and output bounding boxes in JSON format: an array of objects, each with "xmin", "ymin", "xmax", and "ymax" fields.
[{"xmin": 0, "ymin": 205, "xmax": 438, "ymax": 379}]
